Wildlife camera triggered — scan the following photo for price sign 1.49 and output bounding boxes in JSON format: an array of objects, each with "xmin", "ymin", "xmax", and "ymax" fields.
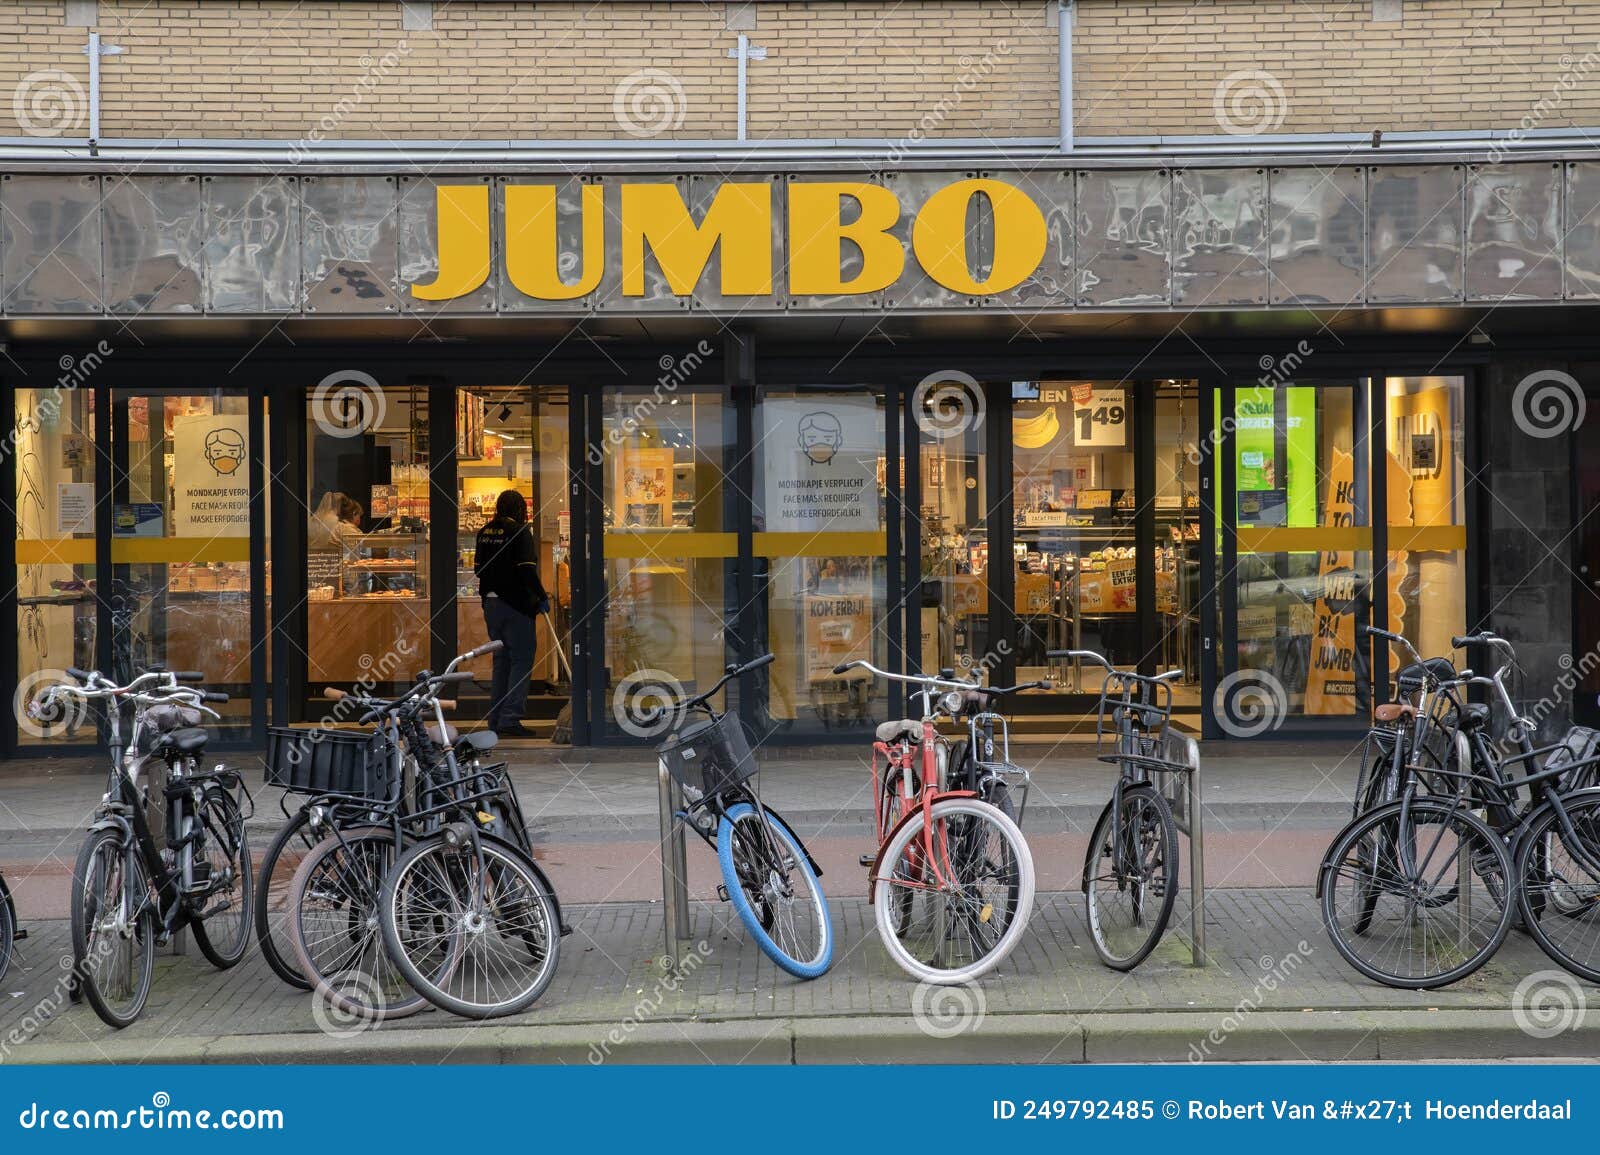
[{"xmin": 1073, "ymin": 387, "xmax": 1127, "ymax": 448}]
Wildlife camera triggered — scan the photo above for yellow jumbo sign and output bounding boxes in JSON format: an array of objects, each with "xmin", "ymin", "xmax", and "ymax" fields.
[{"xmin": 409, "ymin": 179, "xmax": 1049, "ymax": 302}]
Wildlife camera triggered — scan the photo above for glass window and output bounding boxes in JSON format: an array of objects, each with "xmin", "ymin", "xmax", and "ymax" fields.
[
  {"xmin": 1012, "ymin": 381, "xmax": 1138, "ymax": 694},
  {"xmin": 601, "ymin": 389, "xmax": 729, "ymax": 737},
  {"xmin": 1383, "ymin": 376, "xmax": 1467, "ymax": 673},
  {"xmin": 1155, "ymin": 380, "xmax": 1202, "ymax": 723},
  {"xmin": 109, "ymin": 392, "xmax": 255, "ymax": 737},
  {"xmin": 306, "ymin": 383, "xmax": 430, "ymax": 700},
  {"xmin": 753, "ymin": 389, "xmax": 889, "ymax": 737},
  {"xmin": 14, "ymin": 384, "xmax": 97, "ymax": 746},
  {"xmin": 916, "ymin": 382, "xmax": 989, "ymax": 676}
]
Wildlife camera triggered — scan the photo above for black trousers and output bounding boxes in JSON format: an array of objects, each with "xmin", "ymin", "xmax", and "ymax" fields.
[{"xmin": 483, "ymin": 596, "xmax": 538, "ymax": 728}]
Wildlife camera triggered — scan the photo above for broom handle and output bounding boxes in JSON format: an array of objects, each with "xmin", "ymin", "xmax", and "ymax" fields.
[{"xmin": 542, "ymin": 609, "xmax": 573, "ymax": 681}]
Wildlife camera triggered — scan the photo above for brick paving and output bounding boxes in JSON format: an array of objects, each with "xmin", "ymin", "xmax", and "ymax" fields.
[{"xmin": 0, "ymin": 887, "xmax": 1570, "ymax": 1064}]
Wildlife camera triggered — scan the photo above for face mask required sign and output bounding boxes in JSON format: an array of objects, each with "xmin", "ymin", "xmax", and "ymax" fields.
[
  {"xmin": 760, "ymin": 397, "xmax": 882, "ymax": 534},
  {"xmin": 172, "ymin": 413, "xmax": 250, "ymax": 536}
]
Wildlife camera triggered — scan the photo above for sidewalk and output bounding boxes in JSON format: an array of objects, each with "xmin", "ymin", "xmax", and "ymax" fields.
[
  {"xmin": 2, "ymin": 890, "xmax": 1592, "ymax": 1065},
  {"xmin": 6, "ymin": 739, "xmax": 1549, "ymax": 1066}
]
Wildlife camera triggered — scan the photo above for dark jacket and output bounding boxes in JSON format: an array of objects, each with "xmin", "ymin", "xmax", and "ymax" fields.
[{"xmin": 474, "ymin": 516, "xmax": 549, "ymax": 617}]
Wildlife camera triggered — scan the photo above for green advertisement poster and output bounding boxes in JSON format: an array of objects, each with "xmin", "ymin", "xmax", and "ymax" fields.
[{"xmin": 1217, "ymin": 386, "xmax": 1317, "ymax": 528}]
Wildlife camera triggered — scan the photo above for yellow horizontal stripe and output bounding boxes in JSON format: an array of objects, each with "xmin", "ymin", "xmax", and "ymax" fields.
[
  {"xmin": 1387, "ymin": 525, "xmax": 1468, "ymax": 552},
  {"xmin": 111, "ymin": 538, "xmax": 252, "ymax": 564},
  {"xmin": 15, "ymin": 539, "xmax": 95, "ymax": 565},
  {"xmin": 604, "ymin": 531, "xmax": 737, "ymax": 560},
  {"xmin": 754, "ymin": 531, "xmax": 888, "ymax": 557},
  {"xmin": 1235, "ymin": 527, "xmax": 1372, "ymax": 553}
]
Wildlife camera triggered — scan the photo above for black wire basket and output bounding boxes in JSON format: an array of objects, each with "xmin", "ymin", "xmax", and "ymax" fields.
[
  {"xmin": 656, "ymin": 712, "xmax": 757, "ymax": 798},
  {"xmin": 265, "ymin": 726, "xmax": 393, "ymax": 800}
]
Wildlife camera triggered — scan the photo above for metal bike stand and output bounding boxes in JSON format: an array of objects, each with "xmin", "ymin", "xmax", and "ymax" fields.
[
  {"xmin": 1161, "ymin": 732, "xmax": 1207, "ymax": 967},
  {"xmin": 657, "ymin": 759, "xmax": 692, "ymax": 968}
]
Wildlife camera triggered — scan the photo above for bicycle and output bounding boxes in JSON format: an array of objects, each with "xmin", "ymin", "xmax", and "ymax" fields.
[
  {"xmin": 284, "ymin": 648, "xmax": 565, "ymax": 1020},
  {"xmin": 1316, "ymin": 630, "xmax": 1535, "ymax": 989},
  {"xmin": 31, "ymin": 667, "xmax": 252, "ymax": 1028},
  {"xmin": 1057, "ymin": 648, "xmax": 1190, "ymax": 971},
  {"xmin": 254, "ymin": 640, "xmax": 519, "ymax": 992},
  {"xmin": 656, "ymin": 653, "xmax": 833, "ymax": 980},
  {"xmin": 836, "ymin": 660, "xmax": 1038, "ymax": 984},
  {"xmin": 0, "ymin": 868, "xmax": 20, "ymax": 983}
]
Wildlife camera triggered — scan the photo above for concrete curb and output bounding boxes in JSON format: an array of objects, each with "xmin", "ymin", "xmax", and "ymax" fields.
[{"xmin": 8, "ymin": 1009, "xmax": 1596, "ymax": 1065}]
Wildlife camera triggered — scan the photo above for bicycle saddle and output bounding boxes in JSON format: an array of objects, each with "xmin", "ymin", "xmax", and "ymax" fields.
[
  {"xmin": 457, "ymin": 731, "xmax": 500, "ymax": 755},
  {"xmin": 1396, "ymin": 657, "xmax": 1456, "ymax": 689},
  {"xmin": 1374, "ymin": 703, "xmax": 1415, "ymax": 723},
  {"xmin": 153, "ymin": 726, "xmax": 209, "ymax": 754},
  {"xmin": 875, "ymin": 719, "xmax": 922, "ymax": 744}
]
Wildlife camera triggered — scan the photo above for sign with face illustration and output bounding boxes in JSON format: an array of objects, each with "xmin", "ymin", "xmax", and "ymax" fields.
[
  {"xmin": 760, "ymin": 396, "xmax": 881, "ymax": 533},
  {"xmin": 173, "ymin": 413, "xmax": 250, "ymax": 536}
]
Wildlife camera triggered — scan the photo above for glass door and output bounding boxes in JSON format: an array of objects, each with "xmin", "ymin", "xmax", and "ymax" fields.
[
  {"xmin": 594, "ymin": 386, "xmax": 734, "ymax": 741},
  {"xmin": 1221, "ymin": 379, "xmax": 1373, "ymax": 733},
  {"xmin": 109, "ymin": 389, "xmax": 264, "ymax": 740},
  {"xmin": 752, "ymin": 387, "xmax": 891, "ymax": 739},
  {"xmin": 13, "ymin": 384, "xmax": 97, "ymax": 747}
]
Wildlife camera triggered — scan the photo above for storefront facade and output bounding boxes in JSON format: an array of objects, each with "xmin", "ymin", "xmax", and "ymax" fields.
[{"xmin": 1, "ymin": 153, "xmax": 1591, "ymax": 752}]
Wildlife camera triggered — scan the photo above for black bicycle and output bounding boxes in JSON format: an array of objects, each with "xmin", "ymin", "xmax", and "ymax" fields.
[
  {"xmin": 1316, "ymin": 630, "xmax": 1600, "ymax": 988},
  {"xmin": 253, "ymin": 640, "xmax": 524, "ymax": 992},
  {"xmin": 656, "ymin": 654, "xmax": 833, "ymax": 979},
  {"xmin": 32, "ymin": 668, "xmax": 251, "ymax": 1028},
  {"xmin": 282, "ymin": 646, "xmax": 564, "ymax": 1021},
  {"xmin": 0, "ymin": 867, "xmax": 20, "ymax": 983},
  {"xmin": 1057, "ymin": 648, "xmax": 1188, "ymax": 971}
]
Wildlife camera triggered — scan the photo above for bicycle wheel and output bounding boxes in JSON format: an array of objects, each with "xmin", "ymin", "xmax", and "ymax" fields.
[
  {"xmin": 1084, "ymin": 783, "xmax": 1178, "ymax": 971},
  {"xmin": 718, "ymin": 802, "xmax": 833, "ymax": 979},
  {"xmin": 0, "ymin": 876, "xmax": 15, "ymax": 984},
  {"xmin": 874, "ymin": 796, "xmax": 1034, "ymax": 985},
  {"xmin": 190, "ymin": 785, "xmax": 253, "ymax": 969},
  {"xmin": 1319, "ymin": 798, "xmax": 1513, "ymax": 989},
  {"xmin": 380, "ymin": 834, "xmax": 560, "ymax": 1019},
  {"xmin": 255, "ymin": 810, "xmax": 321, "ymax": 989},
  {"xmin": 1518, "ymin": 793, "xmax": 1600, "ymax": 983},
  {"xmin": 71, "ymin": 828, "xmax": 156, "ymax": 1029},
  {"xmin": 289, "ymin": 827, "xmax": 429, "ymax": 1023},
  {"xmin": 881, "ymin": 761, "xmax": 920, "ymax": 937}
]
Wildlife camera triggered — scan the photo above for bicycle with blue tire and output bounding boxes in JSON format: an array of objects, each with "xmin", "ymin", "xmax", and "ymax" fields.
[{"xmin": 654, "ymin": 654, "xmax": 833, "ymax": 980}]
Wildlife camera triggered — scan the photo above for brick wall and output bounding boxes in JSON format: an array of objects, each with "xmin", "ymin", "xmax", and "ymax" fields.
[{"xmin": 3, "ymin": 0, "xmax": 1600, "ymax": 142}]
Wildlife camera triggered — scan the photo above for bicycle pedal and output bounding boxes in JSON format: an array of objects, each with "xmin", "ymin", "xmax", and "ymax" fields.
[
  {"xmin": 716, "ymin": 884, "xmax": 731, "ymax": 903},
  {"xmin": 560, "ymin": 923, "xmax": 574, "ymax": 937},
  {"xmin": 857, "ymin": 853, "xmax": 876, "ymax": 868},
  {"xmin": 12, "ymin": 929, "xmax": 26, "ymax": 942}
]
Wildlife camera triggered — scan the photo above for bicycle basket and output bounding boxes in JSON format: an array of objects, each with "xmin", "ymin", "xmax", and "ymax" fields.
[
  {"xmin": 1547, "ymin": 726, "xmax": 1600, "ymax": 791},
  {"xmin": 265, "ymin": 726, "xmax": 393, "ymax": 800},
  {"xmin": 656, "ymin": 712, "xmax": 757, "ymax": 798}
]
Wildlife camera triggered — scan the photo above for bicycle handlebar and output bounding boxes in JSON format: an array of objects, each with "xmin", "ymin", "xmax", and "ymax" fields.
[
  {"xmin": 680, "ymin": 653, "xmax": 776, "ymax": 711},
  {"xmin": 462, "ymin": 639, "xmax": 504, "ymax": 660},
  {"xmin": 833, "ymin": 659, "xmax": 977, "ymax": 693}
]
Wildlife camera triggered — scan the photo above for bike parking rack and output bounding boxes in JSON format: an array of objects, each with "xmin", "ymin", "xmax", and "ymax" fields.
[
  {"xmin": 658, "ymin": 759, "xmax": 694, "ymax": 967},
  {"xmin": 1155, "ymin": 731, "xmax": 1207, "ymax": 967}
]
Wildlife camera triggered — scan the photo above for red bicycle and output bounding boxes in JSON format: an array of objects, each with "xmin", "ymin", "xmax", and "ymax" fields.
[{"xmin": 837, "ymin": 660, "xmax": 1041, "ymax": 985}]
